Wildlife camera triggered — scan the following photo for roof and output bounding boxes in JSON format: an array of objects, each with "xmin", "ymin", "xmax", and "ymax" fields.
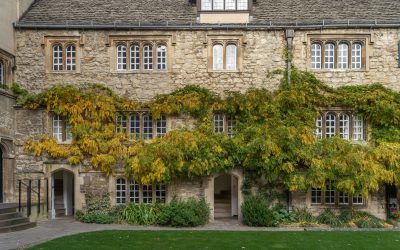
[{"xmin": 16, "ymin": 0, "xmax": 400, "ymax": 28}]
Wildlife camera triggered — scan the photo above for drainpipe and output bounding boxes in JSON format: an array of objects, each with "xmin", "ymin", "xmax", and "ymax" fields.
[{"xmin": 285, "ymin": 29, "xmax": 295, "ymax": 87}]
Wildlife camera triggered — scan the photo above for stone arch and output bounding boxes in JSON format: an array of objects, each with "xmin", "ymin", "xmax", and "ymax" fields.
[
  {"xmin": 0, "ymin": 139, "xmax": 15, "ymax": 203},
  {"xmin": 50, "ymin": 167, "xmax": 75, "ymax": 218}
]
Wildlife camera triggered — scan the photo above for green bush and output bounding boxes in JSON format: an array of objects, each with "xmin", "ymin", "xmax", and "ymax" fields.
[
  {"xmin": 242, "ymin": 195, "xmax": 277, "ymax": 227},
  {"xmin": 272, "ymin": 204, "xmax": 296, "ymax": 224},
  {"xmin": 75, "ymin": 194, "xmax": 119, "ymax": 224},
  {"xmin": 158, "ymin": 198, "xmax": 210, "ymax": 227},
  {"xmin": 292, "ymin": 208, "xmax": 316, "ymax": 224},
  {"xmin": 317, "ymin": 209, "xmax": 343, "ymax": 227},
  {"xmin": 351, "ymin": 211, "xmax": 385, "ymax": 228},
  {"xmin": 122, "ymin": 203, "xmax": 162, "ymax": 225}
]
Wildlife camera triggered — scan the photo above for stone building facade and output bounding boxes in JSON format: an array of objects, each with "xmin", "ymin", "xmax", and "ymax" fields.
[{"xmin": 1, "ymin": 0, "xmax": 400, "ymax": 222}]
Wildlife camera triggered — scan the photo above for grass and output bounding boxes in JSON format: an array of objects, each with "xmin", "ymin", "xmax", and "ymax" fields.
[{"xmin": 28, "ymin": 230, "xmax": 400, "ymax": 250}]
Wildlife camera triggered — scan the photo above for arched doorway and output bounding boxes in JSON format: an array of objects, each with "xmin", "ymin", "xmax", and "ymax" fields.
[
  {"xmin": 214, "ymin": 174, "xmax": 239, "ymax": 219},
  {"xmin": 51, "ymin": 170, "xmax": 74, "ymax": 218},
  {"xmin": 0, "ymin": 147, "xmax": 3, "ymax": 203}
]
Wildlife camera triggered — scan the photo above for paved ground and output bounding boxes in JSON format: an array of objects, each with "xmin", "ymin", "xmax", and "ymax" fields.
[{"xmin": 0, "ymin": 217, "xmax": 303, "ymax": 250}]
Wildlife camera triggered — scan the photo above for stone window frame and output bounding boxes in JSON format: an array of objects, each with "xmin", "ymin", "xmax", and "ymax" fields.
[
  {"xmin": 198, "ymin": 0, "xmax": 252, "ymax": 12},
  {"xmin": 108, "ymin": 35, "xmax": 174, "ymax": 73},
  {"xmin": 213, "ymin": 113, "xmax": 236, "ymax": 137},
  {"xmin": 43, "ymin": 36, "xmax": 82, "ymax": 74},
  {"xmin": 116, "ymin": 111, "xmax": 168, "ymax": 141},
  {"xmin": 306, "ymin": 34, "xmax": 372, "ymax": 72},
  {"xmin": 115, "ymin": 177, "xmax": 166, "ymax": 205},
  {"xmin": 315, "ymin": 108, "xmax": 367, "ymax": 142},
  {"xmin": 207, "ymin": 35, "xmax": 244, "ymax": 73},
  {"xmin": 0, "ymin": 49, "xmax": 14, "ymax": 88},
  {"xmin": 310, "ymin": 182, "xmax": 366, "ymax": 207},
  {"xmin": 51, "ymin": 114, "xmax": 73, "ymax": 144},
  {"xmin": 0, "ymin": 61, "xmax": 4, "ymax": 87}
]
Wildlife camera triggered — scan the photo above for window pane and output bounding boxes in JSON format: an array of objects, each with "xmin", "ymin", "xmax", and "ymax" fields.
[
  {"xmin": 156, "ymin": 115, "xmax": 167, "ymax": 137},
  {"xmin": 53, "ymin": 45, "xmax": 63, "ymax": 71},
  {"xmin": 201, "ymin": 0, "xmax": 212, "ymax": 10},
  {"xmin": 116, "ymin": 114, "xmax": 128, "ymax": 134},
  {"xmin": 226, "ymin": 44, "xmax": 237, "ymax": 70},
  {"xmin": 311, "ymin": 188, "xmax": 322, "ymax": 204},
  {"xmin": 213, "ymin": 0, "xmax": 224, "ymax": 10},
  {"xmin": 53, "ymin": 115, "xmax": 63, "ymax": 142},
  {"xmin": 225, "ymin": 0, "xmax": 236, "ymax": 10},
  {"xmin": 325, "ymin": 114, "xmax": 336, "ymax": 138},
  {"xmin": 213, "ymin": 44, "xmax": 223, "ymax": 70},
  {"xmin": 338, "ymin": 43, "xmax": 348, "ymax": 69},
  {"xmin": 353, "ymin": 195, "xmax": 364, "ymax": 205},
  {"xmin": 130, "ymin": 45, "xmax": 140, "ymax": 70},
  {"xmin": 339, "ymin": 114, "xmax": 350, "ymax": 139},
  {"xmin": 324, "ymin": 43, "xmax": 335, "ymax": 69},
  {"xmin": 311, "ymin": 43, "xmax": 321, "ymax": 69},
  {"xmin": 117, "ymin": 45, "xmax": 127, "ymax": 70},
  {"xmin": 315, "ymin": 115, "xmax": 323, "ymax": 139},
  {"xmin": 156, "ymin": 184, "xmax": 166, "ymax": 203},
  {"xmin": 143, "ymin": 184, "xmax": 153, "ymax": 204},
  {"xmin": 143, "ymin": 114, "xmax": 153, "ymax": 140},
  {"xmin": 116, "ymin": 178, "xmax": 126, "ymax": 204},
  {"xmin": 129, "ymin": 180, "xmax": 140, "ymax": 203},
  {"xmin": 66, "ymin": 122, "xmax": 73, "ymax": 141},
  {"xmin": 227, "ymin": 115, "xmax": 235, "ymax": 138},
  {"xmin": 0, "ymin": 62, "xmax": 3, "ymax": 85},
  {"xmin": 144, "ymin": 45, "xmax": 153, "ymax": 70},
  {"xmin": 352, "ymin": 43, "xmax": 362, "ymax": 69},
  {"xmin": 157, "ymin": 45, "xmax": 167, "ymax": 70},
  {"xmin": 130, "ymin": 113, "xmax": 141, "ymax": 140},
  {"xmin": 213, "ymin": 114, "xmax": 224, "ymax": 133},
  {"xmin": 325, "ymin": 181, "xmax": 335, "ymax": 204},
  {"xmin": 353, "ymin": 115, "xmax": 364, "ymax": 141},
  {"xmin": 339, "ymin": 192, "xmax": 349, "ymax": 205},
  {"xmin": 237, "ymin": 0, "xmax": 248, "ymax": 10},
  {"xmin": 66, "ymin": 45, "xmax": 76, "ymax": 71}
]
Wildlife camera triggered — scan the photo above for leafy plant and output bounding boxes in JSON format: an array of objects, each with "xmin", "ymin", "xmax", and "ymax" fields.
[
  {"xmin": 242, "ymin": 195, "xmax": 277, "ymax": 227},
  {"xmin": 158, "ymin": 198, "xmax": 210, "ymax": 227},
  {"xmin": 122, "ymin": 203, "xmax": 162, "ymax": 225},
  {"xmin": 317, "ymin": 209, "xmax": 343, "ymax": 227}
]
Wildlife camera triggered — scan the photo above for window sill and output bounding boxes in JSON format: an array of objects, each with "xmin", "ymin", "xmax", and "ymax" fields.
[
  {"xmin": 113, "ymin": 70, "xmax": 169, "ymax": 74},
  {"xmin": 199, "ymin": 10, "xmax": 250, "ymax": 13},
  {"xmin": 311, "ymin": 69, "xmax": 367, "ymax": 73},
  {"xmin": 57, "ymin": 141, "xmax": 73, "ymax": 145},
  {"xmin": 48, "ymin": 71, "xmax": 80, "ymax": 74},
  {"xmin": 311, "ymin": 204, "xmax": 366, "ymax": 207},
  {"xmin": 208, "ymin": 70, "xmax": 241, "ymax": 73}
]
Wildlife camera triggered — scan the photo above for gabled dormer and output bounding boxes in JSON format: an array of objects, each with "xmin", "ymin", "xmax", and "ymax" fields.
[{"xmin": 195, "ymin": 0, "xmax": 253, "ymax": 24}]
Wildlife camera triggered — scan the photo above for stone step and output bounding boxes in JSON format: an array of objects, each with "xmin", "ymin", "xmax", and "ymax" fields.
[
  {"xmin": 0, "ymin": 217, "xmax": 30, "ymax": 227},
  {"xmin": 214, "ymin": 199, "xmax": 230, "ymax": 204},
  {"xmin": 0, "ymin": 212, "xmax": 21, "ymax": 220},
  {"xmin": 214, "ymin": 203, "xmax": 231, "ymax": 209},
  {"xmin": 0, "ymin": 222, "xmax": 36, "ymax": 233},
  {"xmin": 0, "ymin": 207, "xmax": 17, "ymax": 214},
  {"xmin": 214, "ymin": 212, "xmax": 232, "ymax": 218}
]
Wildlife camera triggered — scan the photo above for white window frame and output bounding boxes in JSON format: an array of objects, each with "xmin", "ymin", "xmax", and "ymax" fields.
[
  {"xmin": 156, "ymin": 184, "xmax": 166, "ymax": 203},
  {"xmin": 142, "ymin": 185, "xmax": 153, "ymax": 204},
  {"xmin": 325, "ymin": 113, "xmax": 336, "ymax": 138},
  {"xmin": 352, "ymin": 195, "xmax": 364, "ymax": 205},
  {"xmin": 352, "ymin": 43, "xmax": 362, "ymax": 69},
  {"xmin": 116, "ymin": 44, "xmax": 127, "ymax": 71},
  {"xmin": 339, "ymin": 114, "xmax": 350, "ymax": 139},
  {"xmin": 129, "ymin": 180, "xmax": 140, "ymax": 204},
  {"xmin": 201, "ymin": 0, "xmax": 212, "ymax": 10},
  {"xmin": 213, "ymin": 114, "xmax": 225, "ymax": 133},
  {"xmin": 66, "ymin": 45, "xmax": 76, "ymax": 71},
  {"xmin": 157, "ymin": 45, "xmax": 167, "ymax": 70},
  {"xmin": 52, "ymin": 44, "xmax": 63, "ymax": 71},
  {"xmin": 117, "ymin": 113, "xmax": 167, "ymax": 140},
  {"xmin": 315, "ymin": 115, "xmax": 323, "ymax": 139},
  {"xmin": 325, "ymin": 181, "xmax": 336, "ymax": 205},
  {"xmin": 311, "ymin": 43, "xmax": 322, "ymax": 69},
  {"xmin": 226, "ymin": 44, "xmax": 237, "ymax": 71},
  {"xmin": 130, "ymin": 44, "xmax": 140, "ymax": 70},
  {"xmin": 338, "ymin": 43, "xmax": 348, "ymax": 69},
  {"xmin": 338, "ymin": 192, "xmax": 349, "ymax": 205},
  {"xmin": 53, "ymin": 115, "xmax": 72, "ymax": 143},
  {"xmin": 324, "ymin": 43, "xmax": 335, "ymax": 69},
  {"xmin": 352, "ymin": 114, "xmax": 364, "ymax": 141},
  {"xmin": 311, "ymin": 188, "xmax": 322, "ymax": 205},
  {"xmin": 143, "ymin": 44, "xmax": 153, "ymax": 70},
  {"xmin": 116, "ymin": 178, "xmax": 127, "ymax": 204},
  {"xmin": 213, "ymin": 44, "xmax": 224, "ymax": 70}
]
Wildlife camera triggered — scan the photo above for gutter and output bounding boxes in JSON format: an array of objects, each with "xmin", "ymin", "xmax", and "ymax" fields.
[{"xmin": 13, "ymin": 21, "xmax": 400, "ymax": 31}]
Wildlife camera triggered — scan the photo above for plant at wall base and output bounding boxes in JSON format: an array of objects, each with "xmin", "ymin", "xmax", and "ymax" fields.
[
  {"xmin": 15, "ymin": 68, "xmax": 400, "ymax": 197},
  {"xmin": 122, "ymin": 203, "xmax": 163, "ymax": 225},
  {"xmin": 75, "ymin": 194, "xmax": 120, "ymax": 224},
  {"xmin": 158, "ymin": 198, "xmax": 210, "ymax": 227},
  {"xmin": 241, "ymin": 195, "xmax": 277, "ymax": 227}
]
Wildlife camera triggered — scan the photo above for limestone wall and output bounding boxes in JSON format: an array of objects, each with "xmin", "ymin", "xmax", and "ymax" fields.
[
  {"xmin": 293, "ymin": 28, "xmax": 400, "ymax": 91},
  {"xmin": 15, "ymin": 29, "xmax": 285, "ymax": 99}
]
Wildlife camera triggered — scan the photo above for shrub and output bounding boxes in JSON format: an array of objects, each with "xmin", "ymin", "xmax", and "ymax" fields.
[
  {"xmin": 158, "ymin": 198, "xmax": 210, "ymax": 227},
  {"xmin": 292, "ymin": 208, "xmax": 316, "ymax": 224},
  {"xmin": 317, "ymin": 209, "xmax": 343, "ymax": 227},
  {"xmin": 272, "ymin": 204, "xmax": 296, "ymax": 224},
  {"xmin": 351, "ymin": 211, "xmax": 385, "ymax": 228},
  {"xmin": 242, "ymin": 195, "xmax": 277, "ymax": 227},
  {"xmin": 75, "ymin": 194, "xmax": 118, "ymax": 224},
  {"xmin": 122, "ymin": 203, "xmax": 162, "ymax": 225}
]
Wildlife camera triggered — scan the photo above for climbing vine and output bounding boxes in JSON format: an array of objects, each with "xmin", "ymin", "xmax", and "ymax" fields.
[{"xmin": 17, "ymin": 69, "xmax": 400, "ymax": 197}]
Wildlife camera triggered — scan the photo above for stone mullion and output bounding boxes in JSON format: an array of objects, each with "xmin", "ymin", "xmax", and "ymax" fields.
[{"xmin": 321, "ymin": 41, "xmax": 325, "ymax": 69}]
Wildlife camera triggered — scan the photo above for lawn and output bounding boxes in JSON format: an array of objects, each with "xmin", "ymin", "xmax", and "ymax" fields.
[{"xmin": 28, "ymin": 230, "xmax": 400, "ymax": 250}]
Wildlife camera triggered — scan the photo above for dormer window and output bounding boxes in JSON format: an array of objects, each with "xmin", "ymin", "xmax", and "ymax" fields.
[{"xmin": 201, "ymin": 0, "xmax": 249, "ymax": 11}]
